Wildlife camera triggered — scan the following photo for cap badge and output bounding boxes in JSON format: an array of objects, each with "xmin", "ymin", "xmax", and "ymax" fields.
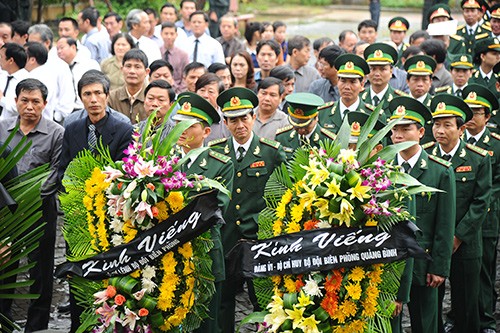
[
  {"xmin": 351, "ymin": 121, "xmax": 361, "ymax": 134},
  {"xmin": 230, "ymin": 96, "xmax": 241, "ymax": 107},
  {"xmin": 374, "ymin": 49, "xmax": 383, "ymax": 58},
  {"xmin": 345, "ymin": 61, "xmax": 354, "ymax": 70},
  {"xmin": 416, "ymin": 60, "xmax": 426, "ymax": 69},
  {"xmin": 395, "ymin": 105, "xmax": 406, "ymax": 116},
  {"xmin": 437, "ymin": 7, "xmax": 446, "ymax": 15},
  {"xmin": 395, "ymin": 20, "xmax": 403, "ymax": 27},
  {"xmin": 467, "ymin": 91, "xmax": 477, "ymax": 100},
  {"xmin": 460, "ymin": 55, "xmax": 468, "ymax": 62},
  {"xmin": 437, "ymin": 102, "xmax": 446, "ymax": 111},
  {"xmin": 294, "ymin": 108, "xmax": 304, "ymax": 116},
  {"xmin": 182, "ymin": 102, "xmax": 192, "ymax": 112}
]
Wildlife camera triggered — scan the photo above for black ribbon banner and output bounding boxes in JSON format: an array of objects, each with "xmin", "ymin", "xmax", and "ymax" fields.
[
  {"xmin": 55, "ymin": 192, "xmax": 222, "ymax": 280},
  {"xmin": 227, "ymin": 221, "xmax": 430, "ymax": 278}
]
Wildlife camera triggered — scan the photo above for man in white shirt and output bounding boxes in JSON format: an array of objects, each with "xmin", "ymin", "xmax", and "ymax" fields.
[
  {"xmin": 56, "ymin": 37, "xmax": 100, "ymax": 110},
  {"xmin": 126, "ymin": 9, "xmax": 162, "ymax": 66},
  {"xmin": 144, "ymin": 8, "xmax": 163, "ymax": 48},
  {"xmin": 184, "ymin": 11, "xmax": 225, "ymax": 68},
  {"xmin": 27, "ymin": 25, "xmax": 75, "ymax": 123},
  {"xmin": 176, "ymin": 0, "xmax": 197, "ymax": 37},
  {"xmin": 154, "ymin": 3, "xmax": 188, "ymax": 47},
  {"xmin": 56, "ymin": 17, "xmax": 91, "ymax": 60},
  {"xmin": 78, "ymin": 7, "xmax": 110, "ymax": 63},
  {"xmin": 0, "ymin": 43, "xmax": 28, "ymax": 119}
]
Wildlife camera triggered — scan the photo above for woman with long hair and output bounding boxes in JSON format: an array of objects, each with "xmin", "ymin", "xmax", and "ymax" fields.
[{"xmin": 230, "ymin": 51, "xmax": 256, "ymax": 91}]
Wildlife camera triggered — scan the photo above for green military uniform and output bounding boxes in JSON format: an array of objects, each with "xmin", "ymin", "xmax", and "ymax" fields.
[
  {"xmin": 456, "ymin": 0, "xmax": 491, "ymax": 55},
  {"xmin": 318, "ymin": 101, "xmax": 374, "ymax": 133},
  {"xmin": 173, "ymin": 92, "xmax": 234, "ymax": 333},
  {"xmin": 359, "ymin": 85, "xmax": 407, "ymax": 119},
  {"xmin": 460, "ymin": 84, "xmax": 500, "ymax": 332},
  {"xmin": 275, "ymin": 92, "xmax": 336, "ymax": 158},
  {"xmin": 388, "ymin": 96, "xmax": 456, "ymax": 333},
  {"xmin": 423, "ymin": 93, "xmax": 492, "ymax": 333},
  {"xmin": 388, "ymin": 17, "xmax": 410, "ymax": 68},
  {"xmin": 468, "ymin": 37, "xmax": 500, "ymax": 99},
  {"xmin": 435, "ymin": 54, "xmax": 474, "ymax": 98},
  {"xmin": 212, "ymin": 87, "xmax": 287, "ymax": 333}
]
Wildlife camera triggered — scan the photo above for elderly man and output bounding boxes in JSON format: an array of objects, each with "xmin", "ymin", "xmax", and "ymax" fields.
[
  {"xmin": 126, "ymin": 9, "xmax": 162, "ymax": 65},
  {"xmin": 0, "ymin": 78, "xmax": 64, "ymax": 332}
]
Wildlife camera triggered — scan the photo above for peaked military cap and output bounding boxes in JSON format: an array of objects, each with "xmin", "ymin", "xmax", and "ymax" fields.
[
  {"xmin": 364, "ymin": 43, "xmax": 399, "ymax": 66},
  {"xmin": 461, "ymin": 0, "xmax": 483, "ymax": 9},
  {"xmin": 430, "ymin": 94, "xmax": 473, "ymax": 122},
  {"xmin": 174, "ymin": 92, "xmax": 220, "ymax": 125},
  {"xmin": 428, "ymin": 3, "xmax": 452, "ymax": 22},
  {"xmin": 474, "ymin": 37, "xmax": 500, "ymax": 56},
  {"xmin": 285, "ymin": 92, "xmax": 325, "ymax": 127},
  {"xmin": 388, "ymin": 17, "xmax": 410, "ymax": 31},
  {"xmin": 462, "ymin": 83, "xmax": 499, "ymax": 112},
  {"xmin": 491, "ymin": 4, "xmax": 500, "ymax": 19},
  {"xmin": 450, "ymin": 54, "xmax": 473, "ymax": 69},
  {"xmin": 335, "ymin": 54, "xmax": 370, "ymax": 79},
  {"xmin": 216, "ymin": 87, "xmax": 259, "ymax": 118},
  {"xmin": 404, "ymin": 55, "xmax": 437, "ymax": 76},
  {"xmin": 347, "ymin": 111, "xmax": 386, "ymax": 144},
  {"xmin": 389, "ymin": 96, "xmax": 432, "ymax": 126}
]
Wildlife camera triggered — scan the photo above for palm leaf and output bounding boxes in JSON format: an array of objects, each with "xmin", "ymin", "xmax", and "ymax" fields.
[{"xmin": 156, "ymin": 119, "xmax": 198, "ymax": 157}]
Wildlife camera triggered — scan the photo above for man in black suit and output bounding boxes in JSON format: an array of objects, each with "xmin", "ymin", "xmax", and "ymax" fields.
[{"xmin": 58, "ymin": 70, "xmax": 133, "ymax": 332}]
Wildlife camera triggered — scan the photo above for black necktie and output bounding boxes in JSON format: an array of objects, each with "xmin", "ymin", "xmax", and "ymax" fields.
[
  {"xmin": 469, "ymin": 28, "xmax": 474, "ymax": 35},
  {"xmin": 164, "ymin": 50, "xmax": 170, "ymax": 63},
  {"xmin": 222, "ymin": 41, "xmax": 229, "ymax": 57},
  {"xmin": 401, "ymin": 161, "xmax": 411, "ymax": 174},
  {"xmin": 484, "ymin": 76, "xmax": 490, "ymax": 83},
  {"xmin": 455, "ymin": 89, "xmax": 462, "ymax": 98},
  {"xmin": 0, "ymin": 75, "xmax": 13, "ymax": 115},
  {"xmin": 237, "ymin": 146, "xmax": 245, "ymax": 162},
  {"xmin": 300, "ymin": 135, "xmax": 310, "ymax": 145},
  {"xmin": 135, "ymin": 41, "xmax": 140, "ymax": 48},
  {"xmin": 467, "ymin": 136, "xmax": 477, "ymax": 145},
  {"xmin": 69, "ymin": 63, "xmax": 78, "ymax": 102},
  {"xmin": 373, "ymin": 95, "xmax": 380, "ymax": 106},
  {"xmin": 442, "ymin": 154, "xmax": 452, "ymax": 161},
  {"xmin": 88, "ymin": 124, "xmax": 97, "ymax": 152},
  {"xmin": 193, "ymin": 39, "xmax": 199, "ymax": 62}
]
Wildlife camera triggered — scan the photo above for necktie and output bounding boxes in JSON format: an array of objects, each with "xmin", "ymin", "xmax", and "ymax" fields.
[
  {"xmin": 88, "ymin": 124, "xmax": 97, "ymax": 152},
  {"xmin": 135, "ymin": 41, "xmax": 140, "ymax": 48},
  {"xmin": 164, "ymin": 50, "xmax": 170, "ymax": 63},
  {"xmin": 300, "ymin": 135, "xmax": 310, "ymax": 145},
  {"xmin": 193, "ymin": 39, "xmax": 199, "ymax": 62},
  {"xmin": 455, "ymin": 89, "xmax": 462, "ymax": 98},
  {"xmin": 222, "ymin": 41, "xmax": 229, "ymax": 57},
  {"xmin": 469, "ymin": 28, "xmax": 474, "ymax": 35},
  {"xmin": 442, "ymin": 154, "xmax": 452, "ymax": 161},
  {"xmin": 484, "ymin": 76, "xmax": 490, "ymax": 83},
  {"xmin": 372, "ymin": 95, "xmax": 380, "ymax": 106},
  {"xmin": 0, "ymin": 75, "xmax": 13, "ymax": 115},
  {"xmin": 401, "ymin": 161, "xmax": 411, "ymax": 174},
  {"xmin": 467, "ymin": 136, "xmax": 477, "ymax": 145},
  {"xmin": 69, "ymin": 63, "xmax": 78, "ymax": 102},
  {"xmin": 237, "ymin": 146, "xmax": 245, "ymax": 162}
]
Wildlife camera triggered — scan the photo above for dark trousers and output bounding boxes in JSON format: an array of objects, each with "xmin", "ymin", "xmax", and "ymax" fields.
[
  {"xmin": 439, "ymin": 257, "xmax": 481, "ymax": 333},
  {"xmin": 369, "ymin": 0, "xmax": 380, "ymax": 27},
  {"xmin": 209, "ymin": 5, "xmax": 229, "ymax": 38},
  {"xmin": 409, "ymin": 284, "xmax": 439, "ymax": 333},
  {"xmin": 479, "ymin": 236, "xmax": 498, "ymax": 330}
]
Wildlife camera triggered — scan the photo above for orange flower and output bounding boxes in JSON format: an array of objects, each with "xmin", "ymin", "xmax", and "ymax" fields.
[
  {"xmin": 114, "ymin": 294, "xmax": 126, "ymax": 306},
  {"xmin": 295, "ymin": 275, "xmax": 305, "ymax": 291},
  {"xmin": 106, "ymin": 285, "xmax": 117, "ymax": 298},
  {"xmin": 138, "ymin": 308, "xmax": 149, "ymax": 317},
  {"xmin": 151, "ymin": 206, "xmax": 159, "ymax": 217},
  {"xmin": 117, "ymin": 182, "xmax": 123, "ymax": 190},
  {"xmin": 303, "ymin": 220, "xmax": 318, "ymax": 230},
  {"xmin": 146, "ymin": 183, "xmax": 155, "ymax": 191}
]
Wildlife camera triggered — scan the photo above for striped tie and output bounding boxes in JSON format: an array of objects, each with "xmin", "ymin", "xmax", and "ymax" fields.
[{"xmin": 88, "ymin": 124, "xmax": 97, "ymax": 151}]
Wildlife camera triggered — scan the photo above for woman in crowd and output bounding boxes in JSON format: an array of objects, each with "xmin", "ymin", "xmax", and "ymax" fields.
[
  {"xmin": 230, "ymin": 51, "xmax": 256, "ymax": 91},
  {"xmin": 100, "ymin": 33, "xmax": 135, "ymax": 91}
]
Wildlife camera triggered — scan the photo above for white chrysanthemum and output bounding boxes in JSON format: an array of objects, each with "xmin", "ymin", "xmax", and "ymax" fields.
[
  {"xmin": 316, "ymin": 220, "xmax": 331, "ymax": 229},
  {"xmin": 141, "ymin": 278, "xmax": 157, "ymax": 293},
  {"xmin": 142, "ymin": 266, "xmax": 156, "ymax": 279},
  {"xmin": 110, "ymin": 218, "xmax": 124, "ymax": 233},
  {"xmin": 303, "ymin": 277, "xmax": 323, "ymax": 297},
  {"xmin": 111, "ymin": 235, "xmax": 124, "ymax": 246}
]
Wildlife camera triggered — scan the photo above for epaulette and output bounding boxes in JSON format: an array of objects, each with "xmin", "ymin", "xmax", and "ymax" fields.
[
  {"xmin": 394, "ymin": 89, "xmax": 407, "ymax": 96},
  {"xmin": 364, "ymin": 103, "xmax": 375, "ymax": 112},
  {"xmin": 481, "ymin": 24, "xmax": 491, "ymax": 31},
  {"xmin": 422, "ymin": 141, "xmax": 436, "ymax": 150},
  {"xmin": 428, "ymin": 154, "xmax": 453, "ymax": 168},
  {"xmin": 466, "ymin": 143, "xmax": 488, "ymax": 156},
  {"xmin": 208, "ymin": 137, "xmax": 228, "ymax": 147},
  {"xmin": 435, "ymin": 85, "xmax": 451, "ymax": 93},
  {"xmin": 491, "ymin": 132, "xmax": 500, "ymax": 141},
  {"xmin": 209, "ymin": 150, "xmax": 231, "ymax": 163},
  {"xmin": 260, "ymin": 137, "xmax": 281, "ymax": 149},
  {"xmin": 320, "ymin": 127, "xmax": 337, "ymax": 140},
  {"xmin": 276, "ymin": 125, "xmax": 293, "ymax": 135},
  {"xmin": 318, "ymin": 101, "xmax": 334, "ymax": 110},
  {"xmin": 457, "ymin": 24, "xmax": 465, "ymax": 30},
  {"xmin": 475, "ymin": 32, "xmax": 490, "ymax": 40},
  {"xmin": 450, "ymin": 34, "xmax": 464, "ymax": 41}
]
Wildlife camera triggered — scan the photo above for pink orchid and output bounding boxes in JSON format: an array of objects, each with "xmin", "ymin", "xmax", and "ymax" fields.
[
  {"xmin": 120, "ymin": 307, "xmax": 139, "ymax": 330},
  {"xmin": 135, "ymin": 201, "xmax": 153, "ymax": 223},
  {"xmin": 133, "ymin": 289, "xmax": 147, "ymax": 301},
  {"xmin": 95, "ymin": 302, "xmax": 118, "ymax": 327},
  {"xmin": 102, "ymin": 166, "xmax": 124, "ymax": 182},
  {"xmin": 134, "ymin": 159, "xmax": 158, "ymax": 179}
]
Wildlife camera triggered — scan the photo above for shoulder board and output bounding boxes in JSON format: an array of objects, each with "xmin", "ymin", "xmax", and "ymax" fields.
[
  {"xmin": 364, "ymin": 103, "xmax": 375, "ymax": 111},
  {"xmin": 457, "ymin": 24, "xmax": 465, "ymax": 30},
  {"xmin": 208, "ymin": 137, "xmax": 228, "ymax": 147},
  {"xmin": 209, "ymin": 150, "xmax": 231, "ymax": 163},
  {"xmin": 491, "ymin": 132, "xmax": 500, "ymax": 141},
  {"xmin": 466, "ymin": 143, "xmax": 488, "ymax": 156},
  {"xmin": 435, "ymin": 85, "xmax": 451, "ymax": 92},
  {"xmin": 422, "ymin": 141, "xmax": 436, "ymax": 150},
  {"xmin": 475, "ymin": 32, "xmax": 490, "ymax": 40},
  {"xmin": 394, "ymin": 89, "xmax": 407, "ymax": 96},
  {"xmin": 276, "ymin": 125, "xmax": 293, "ymax": 135},
  {"xmin": 481, "ymin": 24, "xmax": 491, "ymax": 31},
  {"xmin": 318, "ymin": 101, "xmax": 334, "ymax": 110},
  {"xmin": 320, "ymin": 127, "xmax": 337, "ymax": 140},
  {"xmin": 428, "ymin": 155, "xmax": 453, "ymax": 168},
  {"xmin": 450, "ymin": 34, "xmax": 463, "ymax": 41},
  {"xmin": 260, "ymin": 137, "xmax": 281, "ymax": 149}
]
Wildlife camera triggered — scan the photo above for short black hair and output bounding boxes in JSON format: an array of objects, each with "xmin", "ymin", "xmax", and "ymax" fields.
[
  {"xmin": 104, "ymin": 12, "xmax": 122, "ymax": 23},
  {"xmin": 144, "ymin": 8, "xmax": 159, "ymax": 18},
  {"xmin": 352, "ymin": 40, "xmax": 369, "ymax": 54},
  {"xmin": 189, "ymin": 10, "xmax": 208, "ymax": 22},
  {"xmin": 256, "ymin": 39, "xmax": 281, "ymax": 56},
  {"xmin": 272, "ymin": 21, "xmax": 286, "ymax": 31},
  {"xmin": 244, "ymin": 22, "xmax": 262, "ymax": 44},
  {"xmin": 313, "ymin": 37, "xmax": 334, "ymax": 51},
  {"xmin": 409, "ymin": 30, "xmax": 430, "ymax": 44},
  {"xmin": 180, "ymin": 0, "xmax": 197, "ymax": 9},
  {"xmin": 183, "ymin": 61, "xmax": 207, "ymax": 76},
  {"xmin": 401, "ymin": 46, "xmax": 421, "ymax": 59},
  {"xmin": 59, "ymin": 17, "xmax": 79, "ymax": 31},
  {"xmin": 288, "ymin": 35, "xmax": 311, "ymax": 55},
  {"xmin": 110, "ymin": 33, "xmax": 135, "ymax": 56},
  {"xmin": 195, "ymin": 73, "xmax": 223, "ymax": 93},
  {"xmin": 145, "ymin": 79, "xmax": 175, "ymax": 102},
  {"xmin": 208, "ymin": 62, "xmax": 229, "ymax": 73},
  {"xmin": 11, "ymin": 20, "xmax": 30, "ymax": 38},
  {"xmin": 358, "ymin": 19, "xmax": 378, "ymax": 32},
  {"xmin": 81, "ymin": 7, "xmax": 100, "ymax": 27},
  {"xmin": 1, "ymin": 43, "xmax": 27, "ymax": 68},
  {"xmin": 77, "ymin": 69, "xmax": 110, "ymax": 98},
  {"xmin": 25, "ymin": 42, "xmax": 48, "ymax": 65},
  {"xmin": 318, "ymin": 45, "xmax": 345, "ymax": 67},
  {"xmin": 161, "ymin": 21, "xmax": 177, "ymax": 31},
  {"xmin": 161, "ymin": 3, "xmax": 177, "ymax": 14},
  {"xmin": 60, "ymin": 37, "xmax": 78, "ymax": 49},
  {"xmin": 149, "ymin": 59, "xmax": 174, "ymax": 77},
  {"xmin": 16, "ymin": 78, "xmax": 48, "ymax": 101},
  {"xmin": 258, "ymin": 77, "xmax": 284, "ymax": 95},
  {"xmin": 269, "ymin": 65, "xmax": 295, "ymax": 81},
  {"xmin": 420, "ymin": 39, "xmax": 446, "ymax": 64},
  {"xmin": 456, "ymin": 116, "xmax": 465, "ymax": 128},
  {"xmin": 122, "ymin": 48, "xmax": 148, "ymax": 68}
]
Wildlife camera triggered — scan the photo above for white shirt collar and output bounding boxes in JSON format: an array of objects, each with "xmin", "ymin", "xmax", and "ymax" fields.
[
  {"xmin": 412, "ymin": 93, "xmax": 428, "ymax": 104},
  {"xmin": 479, "ymin": 66, "xmax": 492, "ymax": 80},
  {"xmin": 453, "ymin": 83, "xmax": 467, "ymax": 92},
  {"xmin": 339, "ymin": 98, "xmax": 360, "ymax": 118},
  {"xmin": 232, "ymin": 131, "xmax": 254, "ymax": 154},
  {"xmin": 466, "ymin": 22, "xmax": 479, "ymax": 32},
  {"xmin": 370, "ymin": 85, "xmax": 389, "ymax": 102},
  {"xmin": 465, "ymin": 127, "xmax": 486, "ymax": 143},
  {"xmin": 397, "ymin": 146, "xmax": 422, "ymax": 169},
  {"xmin": 439, "ymin": 140, "xmax": 461, "ymax": 158}
]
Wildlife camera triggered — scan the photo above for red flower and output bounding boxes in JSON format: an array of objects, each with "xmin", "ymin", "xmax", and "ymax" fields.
[
  {"xmin": 146, "ymin": 183, "xmax": 155, "ymax": 191},
  {"xmin": 117, "ymin": 182, "xmax": 123, "ymax": 190},
  {"xmin": 138, "ymin": 308, "xmax": 149, "ymax": 317},
  {"xmin": 295, "ymin": 275, "xmax": 305, "ymax": 291},
  {"xmin": 106, "ymin": 285, "xmax": 117, "ymax": 298},
  {"xmin": 303, "ymin": 220, "xmax": 318, "ymax": 230},
  {"xmin": 114, "ymin": 294, "xmax": 126, "ymax": 306}
]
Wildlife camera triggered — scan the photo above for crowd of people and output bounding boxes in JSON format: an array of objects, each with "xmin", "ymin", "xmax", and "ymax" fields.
[{"xmin": 0, "ymin": 0, "xmax": 499, "ymax": 332}]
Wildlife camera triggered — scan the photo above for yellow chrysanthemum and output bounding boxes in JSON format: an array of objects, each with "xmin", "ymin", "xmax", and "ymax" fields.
[
  {"xmin": 122, "ymin": 220, "xmax": 138, "ymax": 243},
  {"xmin": 273, "ymin": 219, "xmax": 284, "ymax": 236},
  {"xmin": 282, "ymin": 189, "xmax": 294, "ymax": 204},
  {"xmin": 167, "ymin": 307, "xmax": 188, "ymax": 326},
  {"xmin": 129, "ymin": 270, "xmax": 141, "ymax": 278},
  {"xmin": 178, "ymin": 242, "xmax": 193, "ymax": 259},
  {"xmin": 155, "ymin": 201, "xmax": 170, "ymax": 221},
  {"xmin": 276, "ymin": 200, "xmax": 287, "ymax": 219},
  {"xmin": 345, "ymin": 282, "xmax": 362, "ymax": 300},
  {"xmin": 271, "ymin": 275, "xmax": 282, "ymax": 287},
  {"xmin": 166, "ymin": 191, "xmax": 184, "ymax": 213},
  {"xmin": 349, "ymin": 267, "xmax": 365, "ymax": 282},
  {"xmin": 346, "ymin": 320, "xmax": 366, "ymax": 333},
  {"xmin": 290, "ymin": 204, "xmax": 304, "ymax": 223},
  {"xmin": 284, "ymin": 276, "xmax": 296, "ymax": 293},
  {"xmin": 286, "ymin": 221, "xmax": 301, "ymax": 234},
  {"xmin": 341, "ymin": 299, "xmax": 357, "ymax": 318}
]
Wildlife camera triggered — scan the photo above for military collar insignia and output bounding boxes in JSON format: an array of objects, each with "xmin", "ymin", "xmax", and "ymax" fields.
[
  {"xmin": 290, "ymin": 130, "xmax": 296, "ymax": 139},
  {"xmin": 224, "ymin": 145, "xmax": 230, "ymax": 154},
  {"xmin": 199, "ymin": 158, "xmax": 207, "ymax": 167},
  {"xmin": 313, "ymin": 133, "xmax": 320, "ymax": 142},
  {"xmin": 254, "ymin": 145, "xmax": 261, "ymax": 155},
  {"xmin": 420, "ymin": 158, "xmax": 427, "ymax": 169},
  {"xmin": 432, "ymin": 146, "xmax": 438, "ymax": 156},
  {"xmin": 459, "ymin": 148, "xmax": 466, "ymax": 157},
  {"xmin": 484, "ymin": 135, "xmax": 490, "ymax": 143}
]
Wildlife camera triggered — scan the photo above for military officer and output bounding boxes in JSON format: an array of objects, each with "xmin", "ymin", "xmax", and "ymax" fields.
[
  {"xmin": 318, "ymin": 54, "xmax": 374, "ymax": 132},
  {"xmin": 389, "ymin": 96, "xmax": 456, "ymax": 333},
  {"xmin": 211, "ymin": 87, "xmax": 287, "ymax": 333},
  {"xmin": 461, "ymin": 84, "xmax": 500, "ymax": 333},
  {"xmin": 275, "ymin": 92, "xmax": 336, "ymax": 158},
  {"xmin": 456, "ymin": 0, "xmax": 491, "ymax": 55},
  {"xmin": 361, "ymin": 43, "xmax": 407, "ymax": 119},
  {"xmin": 469, "ymin": 37, "xmax": 500, "ymax": 98},
  {"xmin": 489, "ymin": 60, "xmax": 500, "ymax": 132},
  {"xmin": 427, "ymin": 4, "xmax": 468, "ymax": 58},
  {"xmin": 423, "ymin": 94, "xmax": 492, "ymax": 333},
  {"xmin": 172, "ymin": 91, "xmax": 234, "ymax": 333},
  {"xmin": 435, "ymin": 54, "xmax": 474, "ymax": 97},
  {"xmin": 388, "ymin": 17, "xmax": 410, "ymax": 68}
]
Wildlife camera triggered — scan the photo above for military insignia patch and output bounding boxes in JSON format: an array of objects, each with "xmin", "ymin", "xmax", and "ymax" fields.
[
  {"xmin": 345, "ymin": 61, "xmax": 354, "ymax": 70},
  {"xmin": 467, "ymin": 91, "xmax": 477, "ymax": 100},
  {"xmin": 437, "ymin": 102, "xmax": 446, "ymax": 111},
  {"xmin": 459, "ymin": 148, "xmax": 466, "ymax": 157},
  {"xmin": 488, "ymin": 150, "xmax": 494, "ymax": 156},
  {"xmin": 230, "ymin": 96, "xmax": 241, "ymax": 107},
  {"xmin": 351, "ymin": 121, "xmax": 361, "ymax": 135},
  {"xmin": 460, "ymin": 55, "xmax": 468, "ymax": 62},
  {"xmin": 416, "ymin": 61, "xmax": 425, "ymax": 69},
  {"xmin": 254, "ymin": 145, "xmax": 261, "ymax": 155},
  {"xmin": 294, "ymin": 108, "xmax": 304, "ymax": 116},
  {"xmin": 224, "ymin": 145, "xmax": 230, "ymax": 154},
  {"xmin": 199, "ymin": 158, "xmax": 207, "ymax": 167},
  {"xmin": 484, "ymin": 135, "xmax": 490, "ymax": 143},
  {"xmin": 250, "ymin": 161, "xmax": 265, "ymax": 168},
  {"xmin": 456, "ymin": 166, "xmax": 472, "ymax": 172},
  {"xmin": 420, "ymin": 158, "xmax": 427, "ymax": 168},
  {"xmin": 374, "ymin": 49, "xmax": 383, "ymax": 58},
  {"xmin": 182, "ymin": 102, "xmax": 191, "ymax": 111},
  {"xmin": 396, "ymin": 105, "xmax": 406, "ymax": 116},
  {"xmin": 313, "ymin": 133, "xmax": 320, "ymax": 142}
]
